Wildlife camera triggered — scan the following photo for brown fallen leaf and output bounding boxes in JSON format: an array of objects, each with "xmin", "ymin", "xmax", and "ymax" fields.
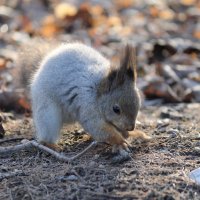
[
  {"xmin": 90, "ymin": 5, "xmax": 104, "ymax": 16},
  {"xmin": 0, "ymin": 57, "xmax": 6, "ymax": 70},
  {"xmin": 20, "ymin": 15, "xmax": 33, "ymax": 34},
  {"xmin": 54, "ymin": 3, "xmax": 77, "ymax": 19},
  {"xmin": 181, "ymin": 0, "xmax": 196, "ymax": 6},
  {"xmin": 159, "ymin": 9, "xmax": 175, "ymax": 20},
  {"xmin": 116, "ymin": 0, "xmax": 135, "ymax": 9},
  {"xmin": 77, "ymin": 3, "xmax": 93, "ymax": 27},
  {"xmin": 149, "ymin": 6, "xmax": 159, "ymax": 17},
  {"xmin": 18, "ymin": 97, "xmax": 31, "ymax": 111},
  {"xmin": 143, "ymin": 79, "xmax": 181, "ymax": 102},
  {"xmin": 193, "ymin": 30, "xmax": 200, "ymax": 39},
  {"xmin": 108, "ymin": 16, "xmax": 122, "ymax": 27},
  {"xmin": 40, "ymin": 15, "xmax": 60, "ymax": 37}
]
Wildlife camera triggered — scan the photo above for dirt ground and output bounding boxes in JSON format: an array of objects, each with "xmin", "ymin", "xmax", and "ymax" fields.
[{"xmin": 0, "ymin": 103, "xmax": 200, "ymax": 200}]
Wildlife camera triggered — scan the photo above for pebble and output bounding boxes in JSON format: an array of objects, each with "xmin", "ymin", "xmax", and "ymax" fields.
[
  {"xmin": 94, "ymin": 154, "xmax": 99, "ymax": 159},
  {"xmin": 192, "ymin": 86, "xmax": 200, "ymax": 102},
  {"xmin": 167, "ymin": 128, "xmax": 179, "ymax": 138},
  {"xmin": 144, "ymin": 99, "xmax": 164, "ymax": 106},
  {"xmin": 187, "ymin": 103, "xmax": 200, "ymax": 109},
  {"xmin": 0, "ymin": 6, "xmax": 14, "ymax": 19},
  {"xmin": 76, "ymin": 129, "xmax": 85, "ymax": 134},
  {"xmin": 157, "ymin": 126, "xmax": 167, "ymax": 133},
  {"xmin": 160, "ymin": 107, "xmax": 183, "ymax": 120},
  {"xmin": 98, "ymin": 164, "xmax": 105, "ymax": 169},
  {"xmin": 65, "ymin": 175, "xmax": 78, "ymax": 181},
  {"xmin": 195, "ymin": 142, "xmax": 200, "ymax": 147},
  {"xmin": 56, "ymin": 173, "xmax": 79, "ymax": 182},
  {"xmin": 157, "ymin": 119, "xmax": 170, "ymax": 129},
  {"xmin": 194, "ymin": 147, "xmax": 200, "ymax": 154},
  {"xmin": 88, "ymin": 161, "xmax": 96, "ymax": 167}
]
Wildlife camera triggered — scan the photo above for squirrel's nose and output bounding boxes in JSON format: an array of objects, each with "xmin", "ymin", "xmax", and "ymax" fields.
[{"xmin": 126, "ymin": 124, "xmax": 135, "ymax": 131}]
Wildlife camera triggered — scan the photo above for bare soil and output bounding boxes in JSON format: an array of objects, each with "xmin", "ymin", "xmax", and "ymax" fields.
[{"xmin": 0, "ymin": 103, "xmax": 200, "ymax": 200}]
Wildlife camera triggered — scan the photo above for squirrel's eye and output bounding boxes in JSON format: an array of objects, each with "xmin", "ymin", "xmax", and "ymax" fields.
[{"xmin": 113, "ymin": 105, "xmax": 120, "ymax": 115}]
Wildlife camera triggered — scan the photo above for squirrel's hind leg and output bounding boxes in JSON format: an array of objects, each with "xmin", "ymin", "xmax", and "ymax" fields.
[{"xmin": 32, "ymin": 97, "xmax": 63, "ymax": 145}]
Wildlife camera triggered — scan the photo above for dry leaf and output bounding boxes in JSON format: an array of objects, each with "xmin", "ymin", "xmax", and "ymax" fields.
[
  {"xmin": 76, "ymin": 3, "xmax": 93, "ymax": 27},
  {"xmin": 116, "ymin": 0, "xmax": 134, "ymax": 9},
  {"xmin": 0, "ymin": 58, "xmax": 6, "ymax": 70},
  {"xmin": 54, "ymin": 3, "xmax": 77, "ymax": 19},
  {"xmin": 18, "ymin": 97, "xmax": 31, "ymax": 111},
  {"xmin": 90, "ymin": 5, "xmax": 106, "ymax": 27},
  {"xmin": 193, "ymin": 30, "xmax": 200, "ymax": 39},
  {"xmin": 90, "ymin": 5, "xmax": 104, "ymax": 16},
  {"xmin": 159, "ymin": 9, "xmax": 175, "ymax": 20},
  {"xmin": 20, "ymin": 15, "xmax": 33, "ymax": 33},
  {"xmin": 120, "ymin": 26, "xmax": 132, "ymax": 36},
  {"xmin": 181, "ymin": 0, "xmax": 197, "ymax": 6},
  {"xmin": 40, "ymin": 15, "xmax": 59, "ymax": 37},
  {"xmin": 149, "ymin": 6, "xmax": 159, "ymax": 17},
  {"xmin": 108, "ymin": 16, "xmax": 122, "ymax": 27},
  {"xmin": 92, "ymin": 16, "xmax": 107, "ymax": 27}
]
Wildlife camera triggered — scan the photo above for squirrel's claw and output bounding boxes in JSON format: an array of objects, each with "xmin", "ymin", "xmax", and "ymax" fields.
[
  {"xmin": 111, "ymin": 142, "xmax": 130, "ymax": 154},
  {"xmin": 121, "ymin": 142, "xmax": 131, "ymax": 153},
  {"xmin": 111, "ymin": 142, "xmax": 132, "ymax": 163}
]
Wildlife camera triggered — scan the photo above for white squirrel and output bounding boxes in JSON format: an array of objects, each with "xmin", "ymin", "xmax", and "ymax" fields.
[{"xmin": 16, "ymin": 41, "xmax": 150, "ymax": 153}]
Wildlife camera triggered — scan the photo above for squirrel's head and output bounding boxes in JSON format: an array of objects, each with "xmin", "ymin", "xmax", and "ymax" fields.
[{"xmin": 97, "ymin": 44, "xmax": 140, "ymax": 132}]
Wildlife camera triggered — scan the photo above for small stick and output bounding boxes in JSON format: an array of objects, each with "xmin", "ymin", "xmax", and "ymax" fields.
[
  {"xmin": 83, "ymin": 189, "xmax": 135, "ymax": 199},
  {"xmin": 0, "ymin": 140, "xmax": 33, "ymax": 154},
  {"xmin": 0, "ymin": 137, "xmax": 27, "ymax": 144},
  {"xmin": 0, "ymin": 139, "xmax": 97, "ymax": 162},
  {"xmin": 0, "ymin": 170, "xmax": 25, "ymax": 181}
]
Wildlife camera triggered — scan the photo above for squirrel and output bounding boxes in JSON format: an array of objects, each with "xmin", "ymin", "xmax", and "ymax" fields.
[{"xmin": 15, "ymin": 40, "xmax": 151, "ymax": 154}]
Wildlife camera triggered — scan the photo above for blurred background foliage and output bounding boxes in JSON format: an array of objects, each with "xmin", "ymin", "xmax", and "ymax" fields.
[{"xmin": 0, "ymin": 0, "xmax": 200, "ymax": 112}]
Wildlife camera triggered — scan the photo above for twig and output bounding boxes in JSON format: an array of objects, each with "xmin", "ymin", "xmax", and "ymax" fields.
[
  {"xmin": 22, "ymin": 178, "xmax": 34, "ymax": 200},
  {"xmin": 0, "ymin": 140, "xmax": 33, "ymax": 154},
  {"xmin": 0, "ymin": 139, "xmax": 97, "ymax": 162},
  {"xmin": 0, "ymin": 170, "xmax": 25, "ymax": 181},
  {"xmin": 83, "ymin": 189, "xmax": 136, "ymax": 199},
  {"xmin": 0, "ymin": 137, "xmax": 27, "ymax": 144},
  {"xmin": 8, "ymin": 188, "xmax": 13, "ymax": 200}
]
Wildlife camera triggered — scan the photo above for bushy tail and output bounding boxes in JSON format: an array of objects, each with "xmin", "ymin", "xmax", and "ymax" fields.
[
  {"xmin": 13, "ymin": 38, "xmax": 59, "ymax": 92},
  {"xmin": 0, "ymin": 39, "xmax": 59, "ymax": 112}
]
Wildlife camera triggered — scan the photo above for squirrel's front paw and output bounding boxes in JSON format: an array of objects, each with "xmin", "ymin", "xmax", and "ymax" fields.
[
  {"xmin": 111, "ymin": 143, "xmax": 131, "ymax": 163},
  {"xmin": 112, "ymin": 142, "xmax": 130, "ymax": 153}
]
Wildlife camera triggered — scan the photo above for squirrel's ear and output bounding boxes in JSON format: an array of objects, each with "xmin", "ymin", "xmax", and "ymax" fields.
[
  {"xmin": 119, "ymin": 44, "xmax": 137, "ymax": 82},
  {"xmin": 97, "ymin": 44, "xmax": 137, "ymax": 96}
]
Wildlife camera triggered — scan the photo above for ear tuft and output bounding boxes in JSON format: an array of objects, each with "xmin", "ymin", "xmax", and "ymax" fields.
[
  {"xmin": 120, "ymin": 44, "xmax": 137, "ymax": 81},
  {"xmin": 96, "ymin": 44, "xmax": 137, "ymax": 97}
]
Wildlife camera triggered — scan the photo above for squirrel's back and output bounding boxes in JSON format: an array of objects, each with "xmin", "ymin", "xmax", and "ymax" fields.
[{"xmin": 32, "ymin": 42, "xmax": 110, "ymax": 95}]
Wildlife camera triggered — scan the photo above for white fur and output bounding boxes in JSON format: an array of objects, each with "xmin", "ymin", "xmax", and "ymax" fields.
[{"xmin": 31, "ymin": 43, "xmax": 110, "ymax": 143}]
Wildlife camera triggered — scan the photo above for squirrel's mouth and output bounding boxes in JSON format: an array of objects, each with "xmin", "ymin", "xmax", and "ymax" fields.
[
  {"xmin": 106, "ymin": 120, "xmax": 122, "ymax": 131},
  {"xmin": 106, "ymin": 120, "xmax": 128, "ymax": 138}
]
